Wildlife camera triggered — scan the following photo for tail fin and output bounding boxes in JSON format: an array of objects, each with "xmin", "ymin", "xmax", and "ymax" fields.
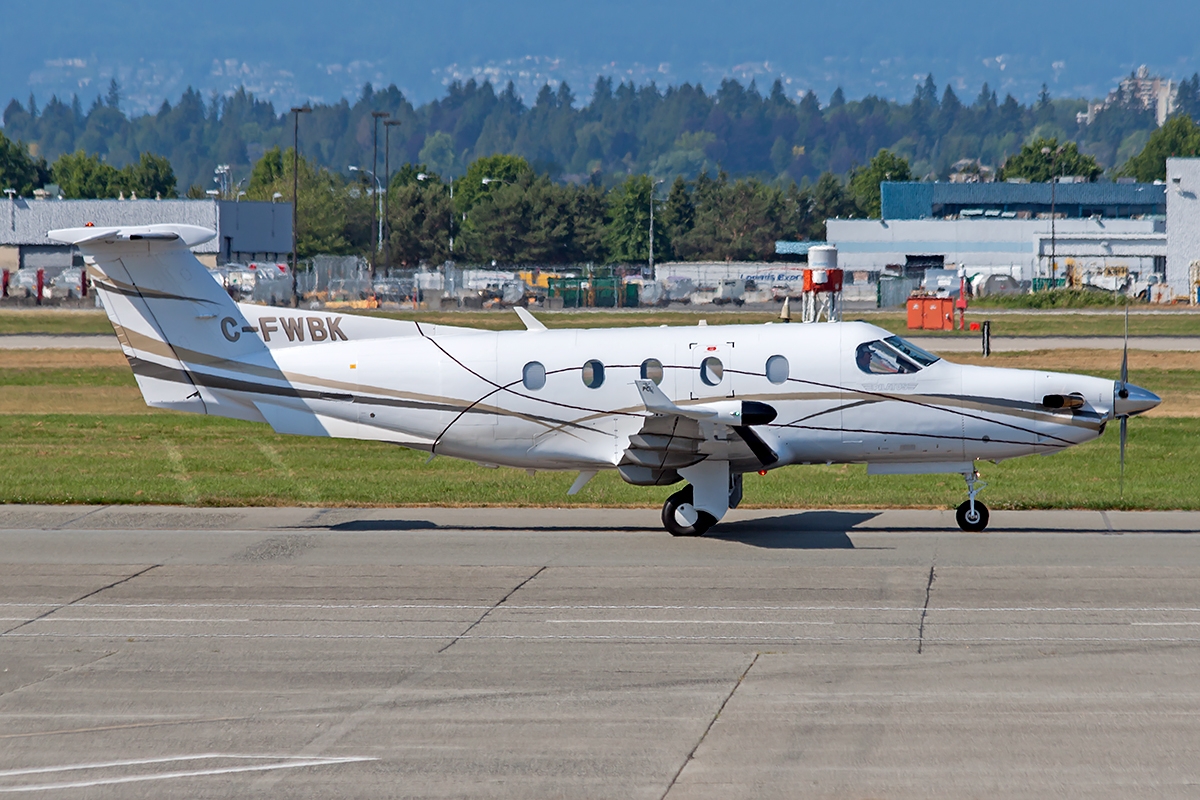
[{"xmin": 49, "ymin": 224, "xmax": 274, "ymax": 419}]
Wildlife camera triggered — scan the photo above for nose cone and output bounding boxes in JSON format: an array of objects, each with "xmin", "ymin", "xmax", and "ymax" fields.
[{"xmin": 1114, "ymin": 382, "xmax": 1161, "ymax": 417}]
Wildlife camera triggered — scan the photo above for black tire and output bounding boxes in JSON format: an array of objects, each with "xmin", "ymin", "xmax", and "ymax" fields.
[
  {"xmin": 956, "ymin": 500, "xmax": 990, "ymax": 532},
  {"xmin": 662, "ymin": 485, "xmax": 717, "ymax": 537}
]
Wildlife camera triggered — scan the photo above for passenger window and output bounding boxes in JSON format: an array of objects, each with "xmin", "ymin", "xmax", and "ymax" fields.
[
  {"xmin": 765, "ymin": 355, "xmax": 789, "ymax": 384},
  {"xmin": 582, "ymin": 359, "xmax": 605, "ymax": 389},
  {"xmin": 700, "ymin": 357, "xmax": 723, "ymax": 386},
  {"xmin": 856, "ymin": 341, "xmax": 919, "ymax": 375},
  {"xmin": 640, "ymin": 358, "xmax": 664, "ymax": 385},
  {"xmin": 522, "ymin": 361, "xmax": 546, "ymax": 390}
]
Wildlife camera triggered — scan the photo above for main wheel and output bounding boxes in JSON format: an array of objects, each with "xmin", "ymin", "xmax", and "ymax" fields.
[
  {"xmin": 956, "ymin": 500, "xmax": 990, "ymax": 532},
  {"xmin": 662, "ymin": 485, "xmax": 717, "ymax": 537}
]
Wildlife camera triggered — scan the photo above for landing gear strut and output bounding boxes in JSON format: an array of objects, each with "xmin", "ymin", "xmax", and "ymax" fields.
[
  {"xmin": 662, "ymin": 485, "xmax": 717, "ymax": 537},
  {"xmin": 956, "ymin": 470, "xmax": 989, "ymax": 532}
]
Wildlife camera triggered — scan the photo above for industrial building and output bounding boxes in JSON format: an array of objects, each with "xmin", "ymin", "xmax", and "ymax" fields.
[
  {"xmin": 880, "ymin": 180, "xmax": 1165, "ymax": 221},
  {"xmin": 822, "ymin": 178, "xmax": 1172, "ymax": 290},
  {"xmin": 0, "ymin": 196, "xmax": 292, "ymax": 273},
  {"xmin": 1166, "ymin": 158, "xmax": 1200, "ymax": 302}
]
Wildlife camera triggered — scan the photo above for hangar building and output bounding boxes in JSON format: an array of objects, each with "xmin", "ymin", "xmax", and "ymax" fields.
[{"xmin": 0, "ymin": 196, "xmax": 292, "ymax": 273}]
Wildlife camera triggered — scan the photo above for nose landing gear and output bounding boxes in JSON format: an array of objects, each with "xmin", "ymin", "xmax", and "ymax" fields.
[{"xmin": 956, "ymin": 470, "xmax": 989, "ymax": 532}]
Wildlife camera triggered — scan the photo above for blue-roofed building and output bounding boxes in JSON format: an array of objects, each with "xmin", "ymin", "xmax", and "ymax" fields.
[{"xmin": 880, "ymin": 181, "xmax": 1166, "ymax": 221}]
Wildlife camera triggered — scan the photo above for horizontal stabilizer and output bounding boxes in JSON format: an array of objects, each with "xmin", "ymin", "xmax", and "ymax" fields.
[{"xmin": 48, "ymin": 224, "xmax": 216, "ymax": 248}]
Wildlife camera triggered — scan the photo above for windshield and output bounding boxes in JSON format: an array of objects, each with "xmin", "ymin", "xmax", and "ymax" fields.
[
  {"xmin": 856, "ymin": 340, "xmax": 918, "ymax": 374},
  {"xmin": 883, "ymin": 335, "xmax": 940, "ymax": 367}
]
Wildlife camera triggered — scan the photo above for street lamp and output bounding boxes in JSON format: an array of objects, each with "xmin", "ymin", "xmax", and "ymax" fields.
[
  {"xmin": 349, "ymin": 166, "xmax": 384, "ymax": 276},
  {"xmin": 384, "ymin": 119, "xmax": 403, "ymax": 274},
  {"xmin": 369, "ymin": 111, "xmax": 390, "ymax": 277},
  {"xmin": 417, "ymin": 172, "xmax": 455, "ymax": 255},
  {"xmin": 1041, "ymin": 144, "xmax": 1064, "ymax": 286},
  {"xmin": 649, "ymin": 178, "xmax": 665, "ymax": 274},
  {"xmin": 290, "ymin": 105, "xmax": 311, "ymax": 308},
  {"xmin": 481, "ymin": 177, "xmax": 510, "ymax": 186},
  {"xmin": 214, "ymin": 164, "xmax": 232, "ymax": 198}
]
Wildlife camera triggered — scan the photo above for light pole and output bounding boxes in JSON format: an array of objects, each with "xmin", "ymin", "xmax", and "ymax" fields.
[
  {"xmin": 214, "ymin": 164, "xmax": 232, "ymax": 198},
  {"xmin": 417, "ymin": 172, "xmax": 455, "ymax": 257},
  {"xmin": 370, "ymin": 111, "xmax": 390, "ymax": 276},
  {"xmin": 349, "ymin": 166, "xmax": 384, "ymax": 277},
  {"xmin": 649, "ymin": 178, "xmax": 664, "ymax": 274},
  {"xmin": 290, "ymin": 105, "xmax": 311, "ymax": 308},
  {"xmin": 384, "ymin": 119, "xmax": 402, "ymax": 275},
  {"xmin": 1041, "ymin": 144, "xmax": 1063, "ymax": 286}
]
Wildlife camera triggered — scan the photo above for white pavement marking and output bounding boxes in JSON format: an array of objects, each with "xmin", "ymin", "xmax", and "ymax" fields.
[
  {"xmin": 4, "ymin": 602, "xmax": 1200, "ymax": 613},
  {"xmin": 0, "ymin": 754, "xmax": 376, "ymax": 793}
]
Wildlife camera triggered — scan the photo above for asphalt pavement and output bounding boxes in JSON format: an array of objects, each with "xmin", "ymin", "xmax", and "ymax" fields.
[{"xmin": 2, "ymin": 505, "xmax": 1200, "ymax": 798}]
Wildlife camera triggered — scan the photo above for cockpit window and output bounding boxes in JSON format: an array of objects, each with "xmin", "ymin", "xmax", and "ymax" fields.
[
  {"xmin": 883, "ymin": 335, "xmax": 940, "ymax": 367},
  {"xmin": 856, "ymin": 340, "xmax": 919, "ymax": 375}
]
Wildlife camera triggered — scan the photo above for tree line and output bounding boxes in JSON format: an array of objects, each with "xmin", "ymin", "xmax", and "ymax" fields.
[
  {"xmin": 245, "ymin": 150, "xmax": 860, "ymax": 265},
  {"xmin": 2, "ymin": 76, "xmax": 1198, "ymax": 267},
  {"xmin": 3, "ymin": 72, "xmax": 1195, "ymax": 194}
]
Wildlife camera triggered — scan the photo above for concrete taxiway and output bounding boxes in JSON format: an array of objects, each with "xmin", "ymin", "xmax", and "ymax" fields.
[{"xmin": 2, "ymin": 505, "xmax": 1200, "ymax": 798}]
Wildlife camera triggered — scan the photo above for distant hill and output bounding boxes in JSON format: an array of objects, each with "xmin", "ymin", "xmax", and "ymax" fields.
[{"xmin": 3, "ymin": 0, "xmax": 1200, "ymax": 114}]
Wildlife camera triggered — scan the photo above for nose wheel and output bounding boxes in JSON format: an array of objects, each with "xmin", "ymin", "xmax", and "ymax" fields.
[
  {"xmin": 956, "ymin": 470, "xmax": 990, "ymax": 532},
  {"xmin": 662, "ymin": 485, "xmax": 717, "ymax": 537}
]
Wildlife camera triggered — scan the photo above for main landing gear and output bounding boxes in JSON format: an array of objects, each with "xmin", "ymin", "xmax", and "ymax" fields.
[
  {"xmin": 956, "ymin": 470, "xmax": 989, "ymax": 532},
  {"xmin": 662, "ymin": 485, "xmax": 717, "ymax": 537},
  {"xmin": 661, "ymin": 465, "xmax": 739, "ymax": 537}
]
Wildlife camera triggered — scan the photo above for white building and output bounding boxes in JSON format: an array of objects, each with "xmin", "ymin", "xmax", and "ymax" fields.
[
  {"xmin": 1, "ymin": 196, "xmax": 293, "ymax": 273},
  {"xmin": 1166, "ymin": 158, "xmax": 1200, "ymax": 302},
  {"xmin": 826, "ymin": 217, "xmax": 1166, "ymax": 282}
]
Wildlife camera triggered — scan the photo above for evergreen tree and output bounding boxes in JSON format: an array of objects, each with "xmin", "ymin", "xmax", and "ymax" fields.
[
  {"xmin": 1119, "ymin": 115, "xmax": 1200, "ymax": 181},
  {"xmin": 0, "ymin": 131, "xmax": 49, "ymax": 195}
]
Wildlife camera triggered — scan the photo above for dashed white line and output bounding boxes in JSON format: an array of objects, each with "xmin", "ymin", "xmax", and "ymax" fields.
[{"xmin": 0, "ymin": 754, "xmax": 376, "ymax": 793}]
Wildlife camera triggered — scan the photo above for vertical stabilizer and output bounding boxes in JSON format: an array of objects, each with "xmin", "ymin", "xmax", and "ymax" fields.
[{"xmin": 48, "ymin": 225, "xmax": 276, "ymax": 418}]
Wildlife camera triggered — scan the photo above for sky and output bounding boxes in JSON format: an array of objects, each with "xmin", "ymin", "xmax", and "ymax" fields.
[{"xmin": 3, "ymin": 0, "xmax": 1199, "ymax": 115}]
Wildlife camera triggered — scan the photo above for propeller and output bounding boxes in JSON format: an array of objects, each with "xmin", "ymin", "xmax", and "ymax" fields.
[
  {"xmin": 1119, "ymin": 304, "xmax": 1128, "ymax": 493},
  {"xmin": 1102, "ymin": 303, "xmax": 1160, "ymax": 496}
]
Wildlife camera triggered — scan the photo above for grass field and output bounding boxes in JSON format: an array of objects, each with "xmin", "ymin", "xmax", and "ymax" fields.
[
  {"xmin": 0, "ymin": 348, "xmax": 1195, "ymax": 510},
  {"xmin": 3, "ymin": 307, "xmax": 1200, "ymax": 338}
]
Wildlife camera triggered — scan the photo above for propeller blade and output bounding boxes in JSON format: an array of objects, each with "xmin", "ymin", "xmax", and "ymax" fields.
[
  {"xmin": 1120, "ymin": 304, "xmax": 1129, "ymax": 389},
  {"xmin": 1119, "ymin": 415, "xmax": 1127, "ymax": 495}
]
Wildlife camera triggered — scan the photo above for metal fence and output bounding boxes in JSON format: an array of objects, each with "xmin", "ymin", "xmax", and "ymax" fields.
[{"xmin": 877, "ymin": 277, "xmax": 920, "ymax": 308}]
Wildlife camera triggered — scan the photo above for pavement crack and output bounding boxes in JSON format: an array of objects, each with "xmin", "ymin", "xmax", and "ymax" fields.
[
  {"xmin": 0, "ymin": 651, "xmax": 117, "ymax": 700},
  {"xmin": 661, "ymin": 652, "xmax": 759, "ymax": 800},
  {"xmin": 438, "ymin": 566, "xmax": 546, "ymax": 653},
  {"xmin": 917, "ymin": 556, "xmax": 937, "ymax": 655},
  {"xmin": 52, "ymin": 505, "xmax": 112, "ymax": 531},
  {"xmin": 0, "ymin": 564, "xmax": 161, "ymax": 636}
]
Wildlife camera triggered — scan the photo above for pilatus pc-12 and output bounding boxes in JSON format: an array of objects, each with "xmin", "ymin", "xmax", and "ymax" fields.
[{"xmin": 52, "ymin": 224, "xmax": 1160, "ymax": 535}]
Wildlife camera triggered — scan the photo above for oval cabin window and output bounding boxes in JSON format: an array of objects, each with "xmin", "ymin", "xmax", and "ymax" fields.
[
  {"xmin": 640, "ymin": 358, "xmax": 664, "ymax": 385},
  {"xmin": 765, "ymin": 355, "xmax": 789, "ymax": 385},
  {"xmin": 699, "ymin": 357, "xmax": 723, "ymax": 386},
  {"xmin": 522, "ymin": 361, "xmax": 546, "ymax": 391},
  {"xmin": 582, "ymin": 359, "xmax": 605, "ymax": 389}
]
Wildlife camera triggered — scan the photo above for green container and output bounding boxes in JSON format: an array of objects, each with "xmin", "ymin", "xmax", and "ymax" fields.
[{"xmin": 624, "ymin": 282, "xmax": 639, "ymax": 308}]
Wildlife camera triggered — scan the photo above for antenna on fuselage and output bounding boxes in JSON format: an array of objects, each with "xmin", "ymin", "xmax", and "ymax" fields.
[{"xmin": 779, "ymin": 297, "xmax": 792, "ymax": 323}]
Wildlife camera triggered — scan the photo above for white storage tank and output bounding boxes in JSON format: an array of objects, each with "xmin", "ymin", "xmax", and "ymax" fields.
[{"xmin": 808, "ymin": 244, "xmax": 838, "ymax": 270}]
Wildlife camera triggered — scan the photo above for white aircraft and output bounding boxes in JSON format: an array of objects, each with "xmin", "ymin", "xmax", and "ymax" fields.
[{"xmin": 51, "ymin": 224, "xmax": 1161, "ymax": 535}]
